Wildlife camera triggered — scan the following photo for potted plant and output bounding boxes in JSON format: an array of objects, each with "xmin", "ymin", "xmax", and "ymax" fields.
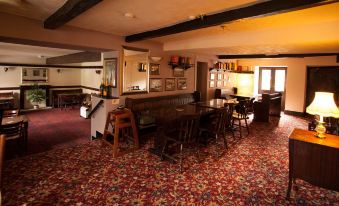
[{"xmin": 27, "ymin": 83, "xmax": 45, "ymax": 109}]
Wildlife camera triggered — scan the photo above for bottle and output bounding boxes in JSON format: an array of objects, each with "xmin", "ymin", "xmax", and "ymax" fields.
[{"xmin": 99, "ymin": 82, "xmax": 104, "ymax": 96}]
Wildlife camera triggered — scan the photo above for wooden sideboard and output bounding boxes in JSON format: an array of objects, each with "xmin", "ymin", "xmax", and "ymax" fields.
[{"xmin": 287, "ymin": 128, "xmax": 339, "ymax": 199}]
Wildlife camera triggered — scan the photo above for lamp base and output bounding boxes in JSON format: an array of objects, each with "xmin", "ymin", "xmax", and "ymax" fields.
[{"xmin": 315, "ymin": 121, "xmax": 326, "ymax": 139}]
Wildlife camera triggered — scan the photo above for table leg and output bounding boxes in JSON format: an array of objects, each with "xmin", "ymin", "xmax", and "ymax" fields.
[{"xmin": 24, "ymin": 122, "xmax": 28, "ymax": 153}]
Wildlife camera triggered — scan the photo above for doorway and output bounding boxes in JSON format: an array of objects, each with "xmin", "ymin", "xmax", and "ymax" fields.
[
  {"xmin": 196, "ymin": 62, "xmax": 208, "ymax": 101},
  {"xmin": 258, "ymin": 67, "xmax": 287, "ymax": 110}
]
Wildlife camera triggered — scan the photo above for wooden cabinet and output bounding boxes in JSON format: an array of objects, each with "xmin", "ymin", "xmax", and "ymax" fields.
[{"xmin": 287, "ymin": 129, "xmax": 339, "ymax": 198}]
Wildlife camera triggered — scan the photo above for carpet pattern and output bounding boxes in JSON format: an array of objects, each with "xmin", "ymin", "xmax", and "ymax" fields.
[
  {"xmin": 3, "ymin": 114, "xmax": 339, "ymax": 205},
  {"xmin": 24, "ymin": 108, "xmax": 91, "ymax": 155}
]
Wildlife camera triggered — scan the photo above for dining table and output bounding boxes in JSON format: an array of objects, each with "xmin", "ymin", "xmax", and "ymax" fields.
[
  {"xmin": 57, "ymin": 93, "xmax": 83, "ymax": 108},
  {"xmin": 1, "ymin": 115, "xmax": 29, "ymax": 147},
  {"xmin": 148, "ymin": 104, "xmax": 215, "ymax": 155},
  {"xmin": 193, "ymin": 98, "xmax": 238, "ymax": 109}
]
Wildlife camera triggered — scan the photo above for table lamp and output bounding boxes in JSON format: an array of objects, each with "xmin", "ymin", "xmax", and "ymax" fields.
[{"xmin": 306, "ymin": 92, "xmax": 339, "ymax": 138}]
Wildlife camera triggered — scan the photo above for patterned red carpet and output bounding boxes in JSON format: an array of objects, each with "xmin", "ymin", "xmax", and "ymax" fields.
[
  {"xmin": 3, "ymin": 114, "xmax": 339, "ymax": 205},
  {"xmin": 24, "ymin": 108, "xmax": 91, "ymax": 155}
]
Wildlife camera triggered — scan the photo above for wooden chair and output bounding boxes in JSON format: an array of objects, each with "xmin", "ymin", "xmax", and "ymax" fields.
[
  {"xmin": 199, "ymin": 103, "xmax": 234, "ymax": 157},
  {"xmin": 0, "ymin": 135, "xmax": 5, "ymax": 205},
  {"xmin": 3, "ymin": 109, "xmax": 19, "ymax": 117},
  {"xmin": 0, "ymin": 110, "xmax": 3, "ymax": 125},
  {"xmin": 102, "ymin": 108, "xmax": 139, "ymax": 158},
  {"xmin": 232, "ymin": 100, "xmax": 250, "ymax": 138},
  {"xmin": 161, "ymin": 114, "xmax": 201, "ymax": 173},
  {"xmin": 0, "ymin": 121, "xmax": 24, "ymax": 156}
]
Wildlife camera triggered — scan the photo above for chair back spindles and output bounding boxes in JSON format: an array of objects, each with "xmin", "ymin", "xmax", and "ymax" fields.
[{"xmin": 0, "ymin": 134, "xmax": 5, "ymax": 205}]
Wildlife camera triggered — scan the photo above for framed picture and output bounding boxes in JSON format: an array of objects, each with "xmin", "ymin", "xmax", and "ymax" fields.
[
  {"xmin": 210, "ymin": 73, "xmax": 215, "ymax": 80},
  {"xmin": 22, "ymin": 68, "xmax": 48, "ymax": 83},
  {"xmin": 217, "ymin": 81, "xmax": 222, "ymax": 87},
  {"xmin": 149, "ymin": 63, "xmax": 160, "ymax": 75},
  {"xmin": 149, "ymin": 78, "xmax": 163, "ymax": 92},
  {"xmin": 177, "ymin": 78, "xmax": 187, "ymax": 90},
  {"xmin": 218, "ymin": 73, "xmax": 222, "ymax": 80},
  {"xmin": 209, "ymin": 81, "xmax": 215, "ymax": 88},
  {"xmin": 165, "ymin": 78, "xmax": 175, "ymax": 91},
  {"xmin": 104, "ymin": 58, "xmax": 117, "ymax": 88},
  {"xmin": 173, "ymin": 68, "xmax": 184, "ymax": 77}
]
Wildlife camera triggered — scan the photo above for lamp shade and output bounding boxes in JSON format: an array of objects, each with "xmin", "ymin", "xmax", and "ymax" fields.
[{"xmin": 306, "ymin": 92, "xmax": 339, "ymax": 118}]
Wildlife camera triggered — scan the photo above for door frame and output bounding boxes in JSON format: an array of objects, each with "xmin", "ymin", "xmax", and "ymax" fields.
[{"xmin": 258, "ymin": 66, "xmax": 287, "ymax": 110}]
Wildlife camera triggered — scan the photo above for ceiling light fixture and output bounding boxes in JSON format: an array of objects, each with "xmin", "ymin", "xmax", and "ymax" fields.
[
  {"xmin": 188, "ymin": 15, "xmax": 196, "ymax": 20},
  {"xmin": 124, "ymin": 12, "xmax": 135, "ymax": 18}
]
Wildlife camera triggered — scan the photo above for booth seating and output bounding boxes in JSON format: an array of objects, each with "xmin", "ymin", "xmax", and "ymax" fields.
[
  {"xmin": 0, "ymin": 92, "xmax": 15, "ymax": 110},
  {"xmin": 253, "ymin": 93, "xmax": 282, "ymax": 122},
  {"xmin": 125, "ymin": 93, "xmax": 198, "ymax": 133}
]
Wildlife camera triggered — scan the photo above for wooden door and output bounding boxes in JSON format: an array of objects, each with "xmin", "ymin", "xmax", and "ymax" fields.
[
  {"xmin": 197, "ymin": 62, "xmax": 208, "ymax": 101},
  {"xmin": 259, "ymin": 67, "xmax": 287, "ymax": 110}
]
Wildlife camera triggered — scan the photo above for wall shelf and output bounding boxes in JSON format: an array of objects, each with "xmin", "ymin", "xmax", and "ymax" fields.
[
  {"xmin": 209, "ymin": 68, "xmax": 254, "ymax": 74},
  {"xmin": 169, "ymin": 62, "xmax": 194, "ymax": 70}
]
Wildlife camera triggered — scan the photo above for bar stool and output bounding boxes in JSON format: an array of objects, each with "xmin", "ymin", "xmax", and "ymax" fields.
[{"xmin": 102, "ymin": 108, "xmax": 139, "ymax": 157}]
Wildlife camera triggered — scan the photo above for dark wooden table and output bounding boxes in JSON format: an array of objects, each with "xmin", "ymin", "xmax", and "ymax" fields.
[
  {"xmin": 57, "ymin": 93, "xmax": 82, "ymax": 108},
  {"xmin": 2, "ymin": 115, "xmax": 29, "ymax": 147},
  {"xmin": 149, "ymin": 104, "xmax": 214, "ymax": 155},
  {"xmin": 193, "ymin": 99, "xmax": 238, "ymax": 109},
  {"xmin": 230, "ymin": 94, "xmax": 256, "ymax": 100},
  {"xmin": 287, "ymin": 128, "xmax": 339, "ymax": 199}
]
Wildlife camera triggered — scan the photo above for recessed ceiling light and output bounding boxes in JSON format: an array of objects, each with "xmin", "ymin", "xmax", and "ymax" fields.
[
  {"xmin": 188, "ymin": 15, "xmax": 196, "ymax": 20},
  {"xmin": 124, "ymin": 13, "xmax": 135, "ymax": 18}
]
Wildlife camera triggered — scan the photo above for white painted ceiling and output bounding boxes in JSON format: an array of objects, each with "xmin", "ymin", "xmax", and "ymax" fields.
[
  {"xmin": 0, "ymin": 0, "xmax": 338, "ymax": 55},
  {"xmin": 0, "ymin": 42, "xmax": 79, "ymax": 59}
]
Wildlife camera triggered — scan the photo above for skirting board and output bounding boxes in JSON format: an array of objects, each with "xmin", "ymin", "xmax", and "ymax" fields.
[{"xmin": 284, "ymin": 110, "xmax": 305, "ymax": 117}]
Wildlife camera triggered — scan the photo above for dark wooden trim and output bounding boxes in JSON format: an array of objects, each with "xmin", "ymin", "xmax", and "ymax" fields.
[
  {"xmin": 218, "ymin": 53, "xmax": 339, "ymax": 59},
  {"xmin": 50, "ymin": 85, "xmax": 82, "ymax": 89},
  {"xmin": 0, "ymin": 87, "xmax": 20, "ymax": 90},
  {"xmin": 0, "ymin": 36, "xmax": 110, "ymax": 52},
  {"xmin": 0, "ymin": 62, "xmax": 103, "ymax": 69},
  {"xmin": 125, "ymin": 0, "xmax": 334, "ymax": 42},
  {"xmin": 81, "ymin": 85, "xmax": 99, "ymax": 91},
  {"xmin": 0, "ymin": 85, "xmax": 98, "ymax": 91},
  {"xmin": 44, "ymin": 0, "xmax": 103, "ymax": 29},
  {"xmin": 122, "ymin": 46, "xmax": 149, "ymax": 52},
  {"xmin": 337, "ymin": 54, "xmax": 339, "ymax": 63},
  {"xmin": 284, "ymin": 110, "xmax": 305, "ymax": 117},
  {"xmin": 121, "ymin": 91, "xmax": 149, "ymax": 96},
  {"xmin": 46, "ymin": 51, "xmax": 101, "ymax": 64}
]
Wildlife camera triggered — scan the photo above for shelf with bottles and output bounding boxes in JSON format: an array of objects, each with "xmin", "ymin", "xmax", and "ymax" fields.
[
  {"xmin": 210, "ymin": 61, "xmax": 254, "ymax": 74},
  {"xmin": 169, "ymin": 55, "xmax": 194, "ymax": 70}
]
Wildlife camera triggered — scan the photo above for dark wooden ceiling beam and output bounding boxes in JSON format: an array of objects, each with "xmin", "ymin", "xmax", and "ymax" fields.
[
  {"xmin": 44, "ymin": 0, "xmax": 103, "ymax": 29},
  {"xmin": 125, "ymin": 0, "xmax": 335, "ymax": 42},
  {"xmin": 218, "ymin": 53, "xmax": 339, "ymax": 59},
  {"xmin": 46, "ymin": 51, "xmax": 101, "ymax": 64},
  {"xmin": 0, "ymin": 62, "xmax": 102, "ymax": 69}
]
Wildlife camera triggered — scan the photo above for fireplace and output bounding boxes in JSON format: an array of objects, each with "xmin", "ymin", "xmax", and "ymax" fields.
[{"xmin": 20, "ymin": 85, "xmax": 50, "ymax": 109}]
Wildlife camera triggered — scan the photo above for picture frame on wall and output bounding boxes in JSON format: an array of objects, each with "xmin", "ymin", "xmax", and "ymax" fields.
[
  {"xmin": 165, "ymin": 78, "xmax": 176, "ymax": 91},
  {"xmin": 217, "ymin": 81, "xmax": 222, "ymax": 87},
  {"xmin": 149, "ymin": 63, "xmax": 160, "ymax": 75},
  {"xmin": 173, "ymin": 68, "xmax": 184, "ymax": 77},
  {"xmin": 149, "ymin": 78, "xmax": 163, "ymax": 92},
  {"xmin": 210, "ymin": 73, "xmax": 215, "ymax": 80},
  {"xmin": 209, "ymin": 81, "xmax": 215, "ymax": 88},
  {"xmin": 104, "ymin": 58, "xmax": 117, "ymax": 88},
  {"xmin": 218, "ymin": 73, "xmax": 222, "ymax": 80},
  {"xmin": 177, "ymin": 78, "xmax": 187, "ymax": 90}
]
